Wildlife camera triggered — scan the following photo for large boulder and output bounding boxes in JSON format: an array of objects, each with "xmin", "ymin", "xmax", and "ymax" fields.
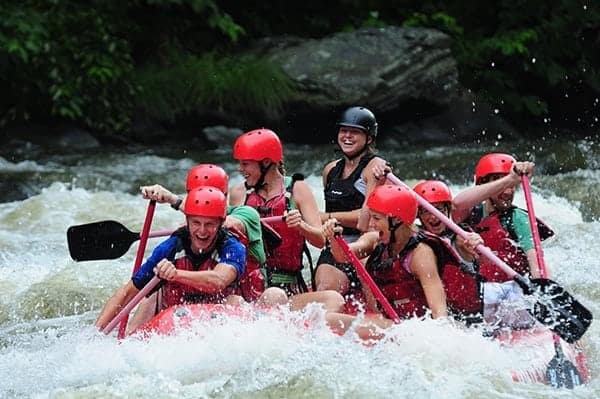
[
  {"xmin": 248, "ymin": 26, "xmax": 516, "ymax": 144},
  {"xmin": 258, "ymin": 26, "xmax": 458, "ymax": 112}
]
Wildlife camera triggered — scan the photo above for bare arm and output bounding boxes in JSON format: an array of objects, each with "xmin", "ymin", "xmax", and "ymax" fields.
[
  {"xmin": 141, "ymin": 184, "xmax": 183, "ymax": 209},
  {"xmin": 322, "ymin": 220, "xmax": 378, "ymax": 263},
  {"xmin": 452, "ymin": 161, "xmax": 534, "ymax": 222},
  {"xmin": 223, "ymin": 215, "xmax": 246, "ymax": 235},
  {"xmin": 357, "ymin": 157, "xmax": 389, "ymax": 231},
  {"xmin": 409, "ymin": 244, "xmax": 448, "ymax": 319},
  {"xmin": 290, "ymin": 180, "xmax": 326, "ymax": 248},
  {"xmin": 452, "ymin": 175, "xmax": 519, "ymax": 222},
  {"xmin": 229, "ymin": 182, "xmax": 246, "ymax": 206},
  {"xmin": 454, "ymin": 232, "xmax": 484, "ymax": 262},
  {"xmin": 95, "ymin": 280, "xmax": 139, "ymax": 330}
]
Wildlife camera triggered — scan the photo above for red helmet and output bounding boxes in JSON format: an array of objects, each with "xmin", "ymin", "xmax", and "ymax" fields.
[
  {"xmin": 233, "ymin": 128, "xmax": 283, "ymax": 163},
  {"xmin": 186, "ymin": 164, "xmax": 228, "ymax": 193},
  {"xmin": 413, "ymin": 180, "xmax": 452, "ymax": 204},
  {"xmin": 184, "ymin": 186, "xmax": 227, "ymax": 218},
  {"xmin": 366, "ymin": 185, "xmax": 418, "ymax": 225},
  {"xmin": 474, "ymin": 153, "xmax": 516, "ymax": 184}
]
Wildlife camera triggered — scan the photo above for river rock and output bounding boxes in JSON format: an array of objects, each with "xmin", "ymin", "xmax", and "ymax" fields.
[
  {"xmin": 258, "ymin": 26, "xmax": 458, "ymax": 112},
  {"xmin": 248, "ymin": 26, "xmax": 516, "ymax": 144}
]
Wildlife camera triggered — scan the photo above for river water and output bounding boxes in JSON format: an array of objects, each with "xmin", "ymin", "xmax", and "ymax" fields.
[{"xmin": 0, "ymin": 135, "xmax": 599, "ymax": 398}]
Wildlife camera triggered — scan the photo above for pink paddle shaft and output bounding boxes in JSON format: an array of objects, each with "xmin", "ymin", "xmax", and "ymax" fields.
[
  {"xmin": 385, "ymin": 173, "xmax": 519, "ymax": 278},
  {"xmin": 102, "ymin": 276, "xmax": 161, "ymax": 335},
  {"xmin": 333, "ymin": 236, "xmax": 401, "ymax": 323},
  {"xmin": 117, "ymin": 200, "xmax": 156, "ymax": 338},
  {"xmin": 520, "ymin": 175, "xmax": 548, "ymax": 277},
  {"xmin": 521, "ymin": 175, "xmax": 563, "ymax": 348}
]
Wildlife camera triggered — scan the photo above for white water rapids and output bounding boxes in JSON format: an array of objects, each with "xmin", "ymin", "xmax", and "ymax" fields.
[{"xmin": 0, "ymin": 141, "xmax": 599, "ymax": 398}]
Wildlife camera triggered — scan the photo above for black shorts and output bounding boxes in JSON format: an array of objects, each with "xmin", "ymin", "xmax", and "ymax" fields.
[{"xmin": 316, "ymin": 246, "xmax": 361, "ymax": 290}]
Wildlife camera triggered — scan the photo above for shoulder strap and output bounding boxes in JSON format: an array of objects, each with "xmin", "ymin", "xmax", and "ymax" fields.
[
  {"xmin": 325, "ymin": 159, "xmax": 344, "ymax": 184},
  {"xmin": 413, "ymin": 231, "xmax": 462, "ymax": 274}
]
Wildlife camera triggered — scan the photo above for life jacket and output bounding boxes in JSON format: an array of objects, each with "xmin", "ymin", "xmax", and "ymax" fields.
[
  {"xmin": 324, "ymin": 154, "xmax": 376, "ymax": 235},
  {"xmin": 468, "ymin": 205, "xmax": 554, "ymax": 282},
  {"xmin": 367, "ymin": 231, "xmax": 483, "ymax": 321},
  {"xmin": 161, "ymin": 228, "xmax": 243, "ymax": 307},
  {"xmin": 227, "ymin": 226, "xmax": 265, "ymax": 302},
  {"xmin": 245, "ymin": 174, "xmax": 311, "ymax": 294},
  {"xmin": 245, "ymin": 174, "xmax": 305, "ymax": 273},
  {"xmin": 429, "ymin": 231, "xmax": 485, "ymax": 323},
  {"xmin": 366, "ymin": 234, "xmax": 430, "ymax": 318}
]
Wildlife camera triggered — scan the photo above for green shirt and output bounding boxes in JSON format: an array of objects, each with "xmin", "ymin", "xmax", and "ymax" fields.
[
  {"xmin": 482, "ymin": 205, "xmax": 534, "ymax": 252},
  {"xmin": 504, "ymin": 207, "xmax": 534, "ymax": 252},
  {"xmin": 227, "ymin": 205, "xmax": 266, "ymax": 263}
]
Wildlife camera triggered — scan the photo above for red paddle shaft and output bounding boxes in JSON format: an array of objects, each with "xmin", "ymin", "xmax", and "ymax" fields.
[
  {"xmin": 333, "ymin": 235, "xmax": 401, "ymax": 323},
  {"xmin": 117, "ymin": 200, "xmax": 156, "ymax": 338}
]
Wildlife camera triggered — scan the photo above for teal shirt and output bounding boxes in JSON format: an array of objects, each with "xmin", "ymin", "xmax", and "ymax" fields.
[
  {"xmin": 227, "ymin": 205, "xmax": 267, "ymax": 263},
  {"xmin": 482, "ymin": 205, "xmax": 534, "ymax": 252},
  {"xmin": 504, "ymin": 208, "xmax": 534, "ymax": 252}
]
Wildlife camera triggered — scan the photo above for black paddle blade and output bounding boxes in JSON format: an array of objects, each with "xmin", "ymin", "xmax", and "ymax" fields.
[
  {"xmin": 546, "ymin": 341, "xmax": 583, "ymax": 389},
  {"xmin": 525, "ymin": 278, "xmax": 593, "ymax": 344},
  {"xmin": 261, "ymin": 221, "xmax": 282, "ymax": 250},
  {"xmin": 67, "ymin": 220, "xmax": 140, "ymax": 261}
]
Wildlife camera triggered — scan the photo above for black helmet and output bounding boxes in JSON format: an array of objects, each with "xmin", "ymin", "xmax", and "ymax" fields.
[{"xmin": 336, "ymin": 106, "xmax": 378, "ymax": 137}]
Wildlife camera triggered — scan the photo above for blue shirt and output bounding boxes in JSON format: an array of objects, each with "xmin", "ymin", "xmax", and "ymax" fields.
[{"xmin": 131, "ymin": 231, "xmax": 246, "ymax": 290}]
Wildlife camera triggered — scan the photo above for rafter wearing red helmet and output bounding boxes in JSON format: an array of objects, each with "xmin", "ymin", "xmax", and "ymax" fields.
[{"xmin": 452, "ymin": 153, "xmax": 552, "ymax": 282}]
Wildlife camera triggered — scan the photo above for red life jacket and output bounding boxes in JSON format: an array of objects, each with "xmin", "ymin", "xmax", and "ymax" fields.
[
  {"xmin": 161, "ymin": 255, "xmax": 237, "ymax": 308},
  {"xmin": 468, "ymin": 205, "xmax": 554, "ymax": 282},
  {"xmin": 245, "ymin": 176, "xmax": 305, "ymax": 273},
  {"xmin": 227, "ymin": 226, "xmax": 265, "ymax": 302},
  {"xmin": 366, "ymin": 235, "xmax": 429, "ymax": 318},
  {"xmin": 367, "ymin": 232, "xmax": 483, "ymax": 321},
  {"xmin": 474, "ymin": 212, "xmax": 529, "ymax": 282},
  {"xmin": 423, "ymin": 233, "xmax": 484, "ymax": 320}
]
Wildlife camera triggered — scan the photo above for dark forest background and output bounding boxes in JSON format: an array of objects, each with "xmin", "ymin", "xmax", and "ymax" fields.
[{"xmin": 1, "ymin": 0, "xmax": 599, "ymax": 142}]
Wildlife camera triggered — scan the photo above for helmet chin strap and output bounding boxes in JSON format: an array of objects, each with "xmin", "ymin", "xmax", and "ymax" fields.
[
  {"xmin": 387, "ymin": 217, "xmax": 403, "ymax": 245},
  {"xmin": 244, "ymin": 160, "xmax": 274, "ymax": 191}
]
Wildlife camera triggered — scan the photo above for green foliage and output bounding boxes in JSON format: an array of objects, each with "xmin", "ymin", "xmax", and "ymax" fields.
[
  {"xmin": 404, "ymin": 12, "xmax": 463, "ymax": 36},
  {"xmin": 0, "ymin": 0, "xmax": 245, "ymax": 134},
  {"xmin": 0, "ymin": 2, "xmax": 137, "ymax": 132},
  {"xmin": 135, "ymin": 53, "xmax": 295, "ymax": 122},
  {"xmin": 399, "ymin": 0, "xmax": 600, "ymax": 124},
  {"xmin": 0, "ymin": 0, "xmax": 598, "ymax": 135}
]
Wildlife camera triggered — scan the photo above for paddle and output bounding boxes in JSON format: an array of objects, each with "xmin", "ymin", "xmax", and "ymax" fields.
[
  {"xmin": 521, "ymin": 175, "xmax": 583, "ymax": 388},
  {"xmin": 385, "ymin": 173, "xmax": 592, "ymax": 344},
  {"xmin": 102, "ymin": 275, "xmax": 162, "ymax": 335},
  {"xmin": 332, "ymin": 235, "xmax": 401, "ymax": 323},
  {"xmin": 117, "ymin": 200, "xmax": 157, "ymax": 339},
  {"xmin": 67, "ymin": 215, "xmax": 284, "ymax": 262},
  {"xmin": 67, "ymin": 220, "xmax": 174, "ymax": 261}
]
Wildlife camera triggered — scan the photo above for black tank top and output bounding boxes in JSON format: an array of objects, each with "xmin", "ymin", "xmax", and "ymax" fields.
[{"xmin": 324, "ymin": 154, "xmax": 376, "ymax": 235}]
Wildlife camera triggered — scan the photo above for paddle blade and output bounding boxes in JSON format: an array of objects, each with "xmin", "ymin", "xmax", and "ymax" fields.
[
  {"xmin": 261, "ymin": 221, "xmax": 282, "ymax": 250},
  {"xmin": 528, "ymin": 278, "xmax": 593, "ymax": 344},
  {"xmin": 67, "ymin": 220, "xmax": 140, "ymax": 261},
  {"xmin": 546, "ymin": 342, "xmax": 583, "ymax": 389}
]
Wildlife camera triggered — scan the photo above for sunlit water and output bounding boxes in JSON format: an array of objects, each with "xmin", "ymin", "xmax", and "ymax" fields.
[{"xmin": 1, "ymin": 136, "xmax": 599, "ymax": 398}]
